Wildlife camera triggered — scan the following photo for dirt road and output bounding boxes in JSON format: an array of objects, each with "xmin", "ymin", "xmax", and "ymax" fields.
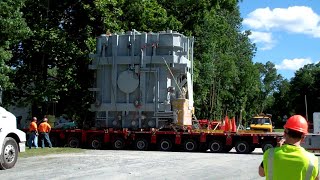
[{"xmin": 1, "ymin": 149, "xmax": 265, "ymax": 180}]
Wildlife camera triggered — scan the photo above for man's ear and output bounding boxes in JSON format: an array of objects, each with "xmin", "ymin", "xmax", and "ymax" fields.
[{"xmin": 301, "ymin": 135, "xmax": 306, "ymax": 141}]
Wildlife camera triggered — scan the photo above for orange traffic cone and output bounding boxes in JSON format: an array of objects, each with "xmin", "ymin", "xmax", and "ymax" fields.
[
  {"xmin": 224, "ymin": 116, "xmax": 230, "ymax": 131},
  {"xmin": 231, "ymin": 117, "xmax": 237, "ymax": 132}
]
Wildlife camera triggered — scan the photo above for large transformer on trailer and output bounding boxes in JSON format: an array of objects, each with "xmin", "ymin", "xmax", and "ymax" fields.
[
  {"xmin": 22, "ymin": 30, "xmax": 288, "ymax": 153},
  {"xmin": 89, "ymin": 30, "xmax": 195, "ymax": 129}
]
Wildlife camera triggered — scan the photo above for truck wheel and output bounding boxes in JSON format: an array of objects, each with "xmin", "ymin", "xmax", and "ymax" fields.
[
  {"xmin": 209, "ymin": 140, "xmax": 223, "ymax": 153},
  {"xmin": 183, "ymin": 139, "xmax": 198, "ymax": 152},
  {"xmin": 135, "ymin": 138, "xmax": 148, "ymax": 151},
  {"xmin": 262, "ymin": 142, "xmax": 274, "ymax": 152},
  {"xmin": 0, "ymin": 137, "xmax": 18, "ymax": 170},
  {"xmin": 89, "ymin": 137, "xmax": 102, "ymax": 149},
  {"xmin": 68, "ymin": 137, "xmax": 80, "ymax": 148},
  {"xmin": 235, "ymin": 141, "xmax": 250, "ymax": 154},
  {"xmin": 112, "ymin": 138, "xmax": 125, "ymax": 150},
  {"xmin": 158, "ymin": 139, "xmax": 172, "ymax": 151}
]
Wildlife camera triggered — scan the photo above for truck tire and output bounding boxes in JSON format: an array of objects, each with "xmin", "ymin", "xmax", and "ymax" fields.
[
  {"xmin": 158, "ymin": 139, "xmax": 173, "ymax": 151},
  {"xmin": 262, "ymin": 142, "xmax": 274, "ymax": 152},
  {"xmin": 68, "ymin": 137, "xmax": 80, "ymax": 148},
  {"xmin": 209, "ymin": 140, "xmax": 223, "ymax": 153},
  {"xmin": 89, "ymin": 137, "xmax": 102, "ymax": 149},
  {"xmin": 112, "ymin": 138, "xmax": 125, "ymax": 150},
  {"xmin": 183, "ymin": 139, "xmax": 198, "ymax": 152},
  {"xmin": 0, "ymin": 137, "xmax": 18, "ymax": 170},
  {"xmin": 135, "ymin": 138, "xmax": 148, "ymax": 151},
  {"xmin": 235, "ymin": 141, "xmax": 250, "ymax": 154}
]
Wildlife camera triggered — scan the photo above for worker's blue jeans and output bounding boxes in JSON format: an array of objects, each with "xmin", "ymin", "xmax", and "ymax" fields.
[
  {"xmin": 39, "ymin": 132, "xmax": 52, "ymax": 148},
  {"xmin": 28, "ymin": 132, "xmax": 38, "ymax": 148}
]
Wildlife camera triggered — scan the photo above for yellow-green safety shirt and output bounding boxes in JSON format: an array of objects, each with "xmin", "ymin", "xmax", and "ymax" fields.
[{"xmin": 263, "ymin": 144, "xmax": 319, "ymax": 180}]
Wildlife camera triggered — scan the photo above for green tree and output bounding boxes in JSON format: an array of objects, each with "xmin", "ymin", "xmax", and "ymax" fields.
[
  {"xmin": 0, "ymin": 0, "xmax": 30, "ymax": 91},
  {"xmin": 289, "ymin": 63, "xmax": 320, "ymax": 121},
  {"xmin": 255, "ymin": 61, "xmax": 281, "ymax": 113}
]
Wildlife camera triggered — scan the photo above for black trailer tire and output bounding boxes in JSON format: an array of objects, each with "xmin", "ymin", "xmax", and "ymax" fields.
[
  {"xmin": 112, "ymin": 138, "xmax": 125, "ymax": 150},
  {"xmin": 209, "ymin": 140, "xmax": 223, "ymax": 153},
  {"xmin": 183, "ymin": 139, "xmax": 198, "ymax": 152},
  {"xmin": 158, "ymin": 139, "xmax": 173, "ymax": 151},
  {"xmin": 235, "ymin": 141, "xmax": 250, "ymax": 154},
  {"xmin": 262, "ymin": 142, "xmax": 274, "ymax": 152},
  {"xmin": 222, "ymin": 145, "xmax": 233, "ymax": 153},
  {"xmin": 0, "ymin": 137, "xmax": 19, "ymax": 170},
  {"xmin": 68, "ymin": 137, "xmax": 80, "ymax": 148},
  {"xmin": 89, "ymin": 137, "xmax": 102, "ymax": 149},
  {"xmin": 135, "ymin": 138, "xmax": 149, "ymax": 151}
]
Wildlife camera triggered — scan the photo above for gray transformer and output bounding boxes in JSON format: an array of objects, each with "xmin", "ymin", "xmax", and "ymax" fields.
[{"xmin": 89, "ymin": 30, "xmax": 194, "ymax": 129}]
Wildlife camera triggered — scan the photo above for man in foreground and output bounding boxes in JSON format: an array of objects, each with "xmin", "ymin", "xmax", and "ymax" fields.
[
  {"xmin": 27, "ymin": 117, "xmax": 38, "ymax": 149},
  {"xmin": 259, "ymin": 115, "xmax": 319, "ymax": 180},
  {"xmin": 38, "ymin": 117, "xmax": 52, "ymax": 148}
]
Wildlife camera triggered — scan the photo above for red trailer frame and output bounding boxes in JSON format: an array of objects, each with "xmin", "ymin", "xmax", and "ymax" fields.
[{"xmin": 26, "ymin": 128, "xmax": 282, "ymax": 154}]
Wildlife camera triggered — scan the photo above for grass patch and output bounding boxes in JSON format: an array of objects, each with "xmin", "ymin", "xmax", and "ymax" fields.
[
  {"xmin": 274, "ymin": 129, "xmax": 284, "ymax": 132},
  {"xmin": 20, "ymin": 147, "xmax": 85, "ymax": 158}
]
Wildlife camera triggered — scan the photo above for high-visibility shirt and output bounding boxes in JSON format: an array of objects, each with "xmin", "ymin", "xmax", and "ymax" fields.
[
  {"xmin": 263, "ymin": 144, "xmax": 318, "ymax": 180},
  {"xmin": 29, "ymin": 122, "xmax": 37, "ymax": 132},
  {"xmin": 38, "ymin": 122, "xmax": 51, "ymax": 133}
]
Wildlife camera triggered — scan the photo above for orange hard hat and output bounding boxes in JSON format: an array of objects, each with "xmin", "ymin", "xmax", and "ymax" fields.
[{"xmin": 284, "ymin": 115, "xmax": 308, "ymax": 134}]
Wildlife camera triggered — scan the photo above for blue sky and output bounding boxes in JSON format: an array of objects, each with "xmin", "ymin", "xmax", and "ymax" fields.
[{"xmin": 239, "ymin": 0, "xmax": 320, "ymax": 80}]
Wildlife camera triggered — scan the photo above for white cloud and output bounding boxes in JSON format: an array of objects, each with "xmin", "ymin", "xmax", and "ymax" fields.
[
  {"xmin": 249, "ymin": 31, "xmax": 275, "ymax": 50},
  {"xmin": 243, "ymin": 6, "xmax": 320, "ymax": 38},
  {"xmin": 275, "ymin": 58, "xmax": 312, "ymax": 70}
]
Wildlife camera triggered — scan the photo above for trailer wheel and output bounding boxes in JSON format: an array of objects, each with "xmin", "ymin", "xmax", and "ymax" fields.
[
  {"xmin": 0, "ymin": 137, "xmax": 18, "ymax": 170},
  {"xmin": 262, "ymin": 142, "xmax": 274, "ymax": 152},
  {"xmin": 112, "ymin": 138, "xmax": 125, "ymax": 150},
  {"xmin": 89, "ymin": 137, "xmax": 102, "ymax": 149},
  {"xmin": 209, "ymin": 140, "xmax": 223, "ymax": 153},
  {"xmin": 68, "ymin": 137, "xmax": 80, "ymax": 148},
  {"xmin": 135, "ymin": 138, "xmax": 149, "ymax": 151},
  {"xmin": 183, "ymin": 139, "xmax": 198, "ymax": 152},
  {"xmin": 222, "ymin": 145, "xmax": 233, "ymax": 153},
  {"xmin": 159, "ymin": 139, "xmax": 173, "ymax": 151},
  {"xmin": 235, "ymin": 141, "xmax": 250, "ymax": 154}
]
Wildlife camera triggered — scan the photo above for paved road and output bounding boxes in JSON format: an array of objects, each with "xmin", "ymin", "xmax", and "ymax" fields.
[{"xmin": 1, "ymin": 149, "xmax": 266, "ymax": 180}]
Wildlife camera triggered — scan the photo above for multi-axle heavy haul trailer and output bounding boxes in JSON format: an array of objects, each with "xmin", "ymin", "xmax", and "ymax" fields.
[
  {"xmin": 23, "ymin": 30, "xmax": 320, "ymax": 153},
  {"xmin": 46, "ymin": 128, "xmax": 282, "ymax": 154}
]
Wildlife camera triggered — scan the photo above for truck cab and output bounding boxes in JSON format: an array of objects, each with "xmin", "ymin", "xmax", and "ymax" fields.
[
  {"xmin": 249, "ymin": 114, "xmax": 273, "ymax": 132},
  {"xmin": 0, "ymin": 87, "xmax": 26, "ymax": 170}
]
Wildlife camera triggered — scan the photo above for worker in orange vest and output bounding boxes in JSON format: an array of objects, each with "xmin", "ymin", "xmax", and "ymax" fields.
[
  {"xmin": 38, "ymin": 117, "xmax": 52, "ymax": 148},
  {"xmin": 258, "ymin": 115, "xmax": 319, "ymax": 180},
  {"xmin": 27, "ymin": 117, "xmax": 38, "ymax": 149}
]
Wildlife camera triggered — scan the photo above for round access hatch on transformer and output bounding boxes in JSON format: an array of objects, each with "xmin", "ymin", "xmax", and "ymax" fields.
[{"xmin": 117, "ymin": 70, "xmax": 139, "ymax": 93}]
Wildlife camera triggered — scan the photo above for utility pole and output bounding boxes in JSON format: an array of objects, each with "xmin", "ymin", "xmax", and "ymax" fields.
[{"xmin": 305, "ymin": 95, "xmax": 308, "ymax": 120}]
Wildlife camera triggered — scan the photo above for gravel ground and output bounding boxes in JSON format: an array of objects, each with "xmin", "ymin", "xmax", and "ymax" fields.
[{"xmin": 1, "ymin": 149, "xmax": 267, "ymax": 180}]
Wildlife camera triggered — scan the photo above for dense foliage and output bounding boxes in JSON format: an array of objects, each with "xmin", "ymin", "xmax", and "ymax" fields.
[{"xmin": 1, "ymin": 0, "xmax": 318, "ymax": 127}]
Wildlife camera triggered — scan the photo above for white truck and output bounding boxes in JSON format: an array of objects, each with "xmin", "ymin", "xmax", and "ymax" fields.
[{"xmin": 0, "ymin": 88, "xmax": 26, "ymax": 170}]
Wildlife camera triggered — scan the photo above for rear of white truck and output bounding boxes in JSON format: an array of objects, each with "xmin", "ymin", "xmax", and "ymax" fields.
[{"xmin": 0, "ymin": 106, "xmax": 26, "ymax": 170}]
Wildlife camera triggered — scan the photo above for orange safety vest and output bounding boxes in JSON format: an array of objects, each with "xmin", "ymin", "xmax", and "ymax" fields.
[
  {"xmin": 29, "ymin": 122, "xmax": 37, "ymax": 132},
  {"xmin": 38, "ymin": 122, "xmax": 51, "ymax": 133}
]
